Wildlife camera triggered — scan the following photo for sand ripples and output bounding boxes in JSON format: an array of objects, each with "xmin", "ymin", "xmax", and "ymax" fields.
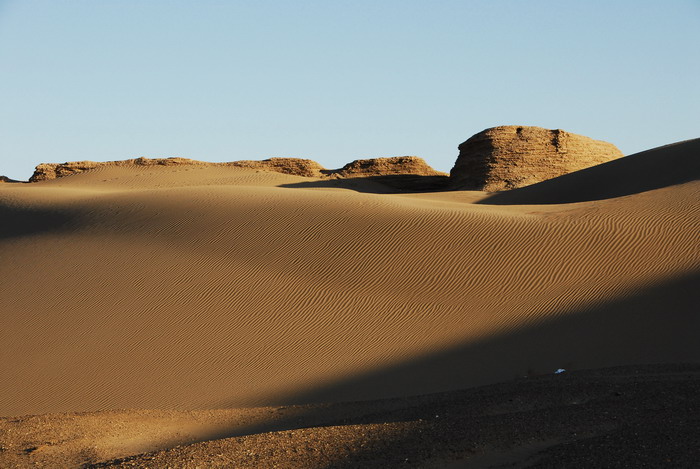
[{"xmin": 1, "ymin": 158, "xmax": 698, "ymax": 415}]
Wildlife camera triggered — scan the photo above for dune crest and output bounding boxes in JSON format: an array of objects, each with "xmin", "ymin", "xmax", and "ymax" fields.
[{"xmin": 331, "ymin": 156, "xmax": 445, "ymax": 177}]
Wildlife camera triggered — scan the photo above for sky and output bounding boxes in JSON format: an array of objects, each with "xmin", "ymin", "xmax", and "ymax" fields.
[{"xmin": 0, "ymin": 0, "xmax": 698, "ymax": 180}]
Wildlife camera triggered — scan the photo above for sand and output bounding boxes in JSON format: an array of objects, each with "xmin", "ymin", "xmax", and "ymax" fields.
[{"xmin": 0, "ymin": 139, "xmax": 698, "ymax": 467}]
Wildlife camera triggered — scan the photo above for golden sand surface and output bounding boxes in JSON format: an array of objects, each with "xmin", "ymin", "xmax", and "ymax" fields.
[{"xmin": 0, "ymin": 139, "xmax": 698, "ymax": 467}]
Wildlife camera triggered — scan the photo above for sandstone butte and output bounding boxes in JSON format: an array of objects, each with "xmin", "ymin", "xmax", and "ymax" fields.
[
  {"xmin": 28, "ymin": 156, "xmax": 445, "ymax": 182},
  {"xmin": 450, "ymin": 125, "xmax": 624, "ymax": 191}
]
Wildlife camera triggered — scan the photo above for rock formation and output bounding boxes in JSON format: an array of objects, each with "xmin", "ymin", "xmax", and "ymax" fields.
[
  {"xmin": 230, "ymin": 158, "xmax": 326, "ymax": 178},
  {"xmin": 29, "ymin": 156, "xmax": 445, "ymax": 182},
  {"xmin": 450, "ymin": 126, "xmax": 623, "ymax": 191},
  {"xmin": 333, "ymin": 156, "xmax": 444, "ymax": 178},
  {"xmin": 29, "ymin": 157, "xmax": 205, "ymax": 182},
  {"xmin": 0, "ymin": 176, "xmax": 19, "ymax": 183}
]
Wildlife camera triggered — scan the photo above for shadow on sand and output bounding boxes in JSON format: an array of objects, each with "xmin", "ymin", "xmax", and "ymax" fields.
[
  {"xmin": 0, "ymin": 204, "xmax": 78, "ymax": 239},
  {"xmin": 278, "ymin": 175, "xmax": 451, "ymax": 194},
  {"xmin": 89, "ymin": 268, "xmax": 698, "ymax": 467}
]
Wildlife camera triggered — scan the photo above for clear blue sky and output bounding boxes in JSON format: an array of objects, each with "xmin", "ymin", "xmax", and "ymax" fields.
[{"xmin": 1, "ymin": 0, "xmax": 698, "ymax": 180}]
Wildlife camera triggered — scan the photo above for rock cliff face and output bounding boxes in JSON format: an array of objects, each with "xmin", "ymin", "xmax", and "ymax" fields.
[
  {"xmin": 450, "ymin": 126, "xmax": 623, "ymax": 191},
  {"xmin": 29, "ymin": 156, "xmax": 444, "ymax": 182}
]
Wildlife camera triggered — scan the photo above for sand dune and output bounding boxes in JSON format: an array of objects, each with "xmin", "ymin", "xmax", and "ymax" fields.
[
  {"xmin": 2, "ymin": 140, "xmax": 698, "ymax": 418},
  {"xmin": 0, "ymin": 138, "xmax": 699, "ymax": 466}
]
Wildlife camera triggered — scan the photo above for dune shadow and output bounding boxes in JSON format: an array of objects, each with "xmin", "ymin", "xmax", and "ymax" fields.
[
  {"xmin": 479, "ymin": 139, "xmax": 700, "ymax": 205},
  {"xmin": 149, "ymin": 269, "xmax": 700, "ymax": 450},
  {"xmin": 272, "ymin": 269, "xmax": 700, "ymax": 406},
  {"xmin": 0, "ymin": 204, "xmax": 78, "ymax": 239},
  {"xmin": 92, "ymin": 269, "xmax": 700, "ymax": 467},
  {"xmin": 279, "ymin": 175, "xmax": 451, "ymax": 194}
]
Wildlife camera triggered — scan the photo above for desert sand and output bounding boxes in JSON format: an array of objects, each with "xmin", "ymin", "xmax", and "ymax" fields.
[{"xmin": 1, "ymin": 137, "xmax": 698, "ymax": 467}]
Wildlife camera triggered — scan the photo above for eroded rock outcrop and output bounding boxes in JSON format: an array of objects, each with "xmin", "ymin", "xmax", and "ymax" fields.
[
  {"xmin": 29, "ymin": 157, "xmax": 206, "ymax": 182},
  {"xmin": 29, "ymin": 156, "xmax": 445, "ymax": 182},
  {"xmin": 230, "ymin": 158, "xmax": 326, "ymax": 178},
  {"xmin": 450, "ymin": 126, "xmax": 623, "ymax": 191},
  {"xmin": 333, "ymin": 156, "xmax": 444, "ymax": 178}
]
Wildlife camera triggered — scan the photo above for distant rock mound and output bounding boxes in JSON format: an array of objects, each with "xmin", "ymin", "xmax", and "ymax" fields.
[
  {"xmin": 29, "ymin": 157, "xmax": 206, "ymax": 182},
  {"xmin": 230, "ymin": 158, "xmax": 326, "ymax": 178},
  {"xmin": 450, "ymin": 126, "xmax": 623, "ymax": 191},
  {"xmin": 0, "ymin": 176, "xmax": 20, "ymax": 183},
  {"xmin": 334, "ymin": 156, "xmax": 445, "ymax": 178},
  {"xmin": 29, "ymin": 156, "xmax": 445, "ymax": 183}
]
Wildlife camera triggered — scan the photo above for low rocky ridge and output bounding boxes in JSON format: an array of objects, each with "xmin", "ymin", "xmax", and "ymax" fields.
[
  {"xmin": 450, "ymin": 126, "xmax": 623, "ymax": 191},
  {"xmin": 331, "ymin": 156, "xmax": 444, "ymax": 178},
  {"xmin": 230, "ymin": 158, "xmax": 326, "ymax": 178},
  {"xmin": 0, "ymin": 175, "xmax": 19, "ymax": 183},
  {"xmin": 30, "ymin": 157, "xmax": 207, "ymax": 182},
  {"xmin": 27, "ymin": 127, "xmax": 623, "ymax": 191},
  {"xmin": 29, "ymin": 156, "xmax": 444, "ymax": 182}
]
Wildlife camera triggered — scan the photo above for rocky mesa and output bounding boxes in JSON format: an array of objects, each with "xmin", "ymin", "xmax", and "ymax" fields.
[{"xmin": 450, "ymin": 126, "xmax": 623, "ymax": 191}]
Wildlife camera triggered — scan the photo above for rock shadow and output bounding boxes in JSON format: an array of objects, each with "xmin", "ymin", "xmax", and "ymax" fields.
[{"xmin": 279, "ymin": 175, "xmax": 451, "ymax": 194}]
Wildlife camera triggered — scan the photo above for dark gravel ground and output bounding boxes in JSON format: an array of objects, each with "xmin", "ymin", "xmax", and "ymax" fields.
[{"xmin": 80, "ymin": 363, "xmax": 700, "ymax": 469}]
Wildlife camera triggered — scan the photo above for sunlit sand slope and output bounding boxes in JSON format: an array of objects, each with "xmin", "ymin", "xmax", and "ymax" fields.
[{"xmin": 1, "ymin": 140, "xmax": 698, "ymax": 416}]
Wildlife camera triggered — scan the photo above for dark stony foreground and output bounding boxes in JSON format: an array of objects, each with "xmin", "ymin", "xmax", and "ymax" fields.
[{"xmin": 78, "ymin": 364, "xmax": 700, "ymax": 469}]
